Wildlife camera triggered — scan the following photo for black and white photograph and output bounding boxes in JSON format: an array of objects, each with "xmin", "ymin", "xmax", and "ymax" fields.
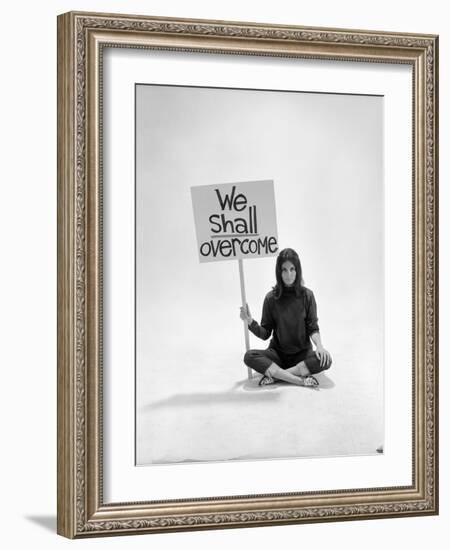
[
  {"xmin": 135, "ymin": 83, "xmax": 384, "ymax": 466},
  {"xmin": 1, "ymin": 0, "xmax": 440, "ymax": 545}
]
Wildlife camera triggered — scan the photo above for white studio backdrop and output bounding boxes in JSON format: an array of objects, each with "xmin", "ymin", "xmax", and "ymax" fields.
[
  {"xmin": 135, "ymin": 82, "xmax": 384, "ymax": 466},
  {"xmin": 1, "ymin": 1, "xmax": 448, "ymax": 550}
]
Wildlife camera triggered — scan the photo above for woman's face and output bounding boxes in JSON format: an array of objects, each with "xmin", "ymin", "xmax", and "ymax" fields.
[{"xmin": 281, "ymin": 260, "xmax": 296, "ymax": 287}]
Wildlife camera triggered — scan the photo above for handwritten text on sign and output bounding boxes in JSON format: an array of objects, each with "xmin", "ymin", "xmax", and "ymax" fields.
[{"xmin": 191, "ymin": 180, "xmax": 278, "ymax": 263}]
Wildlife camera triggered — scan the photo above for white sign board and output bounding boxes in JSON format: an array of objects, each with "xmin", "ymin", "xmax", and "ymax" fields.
[{"xmin": 191, "ymin": 180, "xmax": 278, "ymax": 263}]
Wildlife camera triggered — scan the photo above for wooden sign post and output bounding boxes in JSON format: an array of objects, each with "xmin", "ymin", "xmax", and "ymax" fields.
[
  {"xmin": 238, "ymin": 258, "xmax": 252, "ymax": 378},
  {"xmin": 191, "ymin": 179, "xmax": 279, "ymax": 379}
]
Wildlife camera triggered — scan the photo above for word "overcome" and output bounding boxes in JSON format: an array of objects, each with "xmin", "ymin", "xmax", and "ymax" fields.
[{"xmin": 199, "ymin": 185, "xmax": 279, "ymax": 258}]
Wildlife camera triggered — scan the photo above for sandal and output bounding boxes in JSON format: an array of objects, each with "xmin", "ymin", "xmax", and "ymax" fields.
[
  {"xmin": 258, "ymin": 375, "xmax": 275, "ymax": 386},
  {"xmin": 301, "ymin": 375, "xmax": 319, "ymax": 387}
]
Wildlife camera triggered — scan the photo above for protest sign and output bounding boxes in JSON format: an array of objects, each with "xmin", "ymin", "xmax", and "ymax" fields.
[
  {"xmin": 191, "ymin": 180, "xmax": 278, "ymax": 263},
  {"xmin": 191, "ymin": 180, "xmax": 279, "ymax": 378}
]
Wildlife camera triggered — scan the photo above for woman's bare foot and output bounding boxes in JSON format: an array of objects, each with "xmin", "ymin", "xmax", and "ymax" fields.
[
  {"xmin": 300, "ymin": 375, "xmax": 319, "ymax": 387},
  {"xmin": 258, "ymin": 374, "xmax": 275, "ymax": 386}
]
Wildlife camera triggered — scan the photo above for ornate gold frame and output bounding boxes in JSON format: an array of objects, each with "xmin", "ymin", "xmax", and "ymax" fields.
[{"xmin": 57, "ymin": 11, "xmax": 439, "ymax": 538}]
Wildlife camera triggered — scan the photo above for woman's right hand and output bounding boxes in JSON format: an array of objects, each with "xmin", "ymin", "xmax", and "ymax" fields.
[{"xmin": 239, "ymin": 303, "xmax": 253, "ymax": 325}]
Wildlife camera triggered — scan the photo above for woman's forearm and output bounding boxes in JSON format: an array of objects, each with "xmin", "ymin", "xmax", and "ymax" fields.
[
  {"xmin": 310, "ymin": 331, "xmax": 323, "ymax": 349},
  {"xmin": 248, "ymin": 319, "xmax": 271, "ymax": 341},
  {"xmin": 310, "ymin": 331, "xmax": 332, "ymax": 367}
]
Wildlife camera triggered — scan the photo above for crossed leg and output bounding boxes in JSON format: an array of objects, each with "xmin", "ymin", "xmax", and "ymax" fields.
[
  {"xmin": 266, "ymin": 362, "xmax": 312, "ymax": 386},
  {"xmin": 244, "ymin": 348, "xmax": 326, "ymax": 386},
  {"xmin": 284, "ymin": 361, "xmax": 311, "ymax": 377}
]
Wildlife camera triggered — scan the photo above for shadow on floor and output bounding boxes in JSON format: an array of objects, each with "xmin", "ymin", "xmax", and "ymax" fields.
[
  {"xmin": 141, "ymin": 373, "xmax": 335, "ymax": 412},
  {"xmin": 312, "ymin": 372, "xmax": 335, "ymax": 389},
  {"xmin": 141, "ymin": 380, "xmax": 283, "ymax": 411},
  {"xmin": 25, "ymin": 515, "xmax": 56, "ymax": 533}
]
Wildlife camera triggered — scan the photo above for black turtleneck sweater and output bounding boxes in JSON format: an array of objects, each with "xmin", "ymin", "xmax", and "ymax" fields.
[{"xmin": 248, "ymin": 286, "xmax": 319, "ymax": 354}]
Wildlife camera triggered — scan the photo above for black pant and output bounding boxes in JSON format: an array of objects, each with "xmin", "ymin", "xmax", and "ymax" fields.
[{"xmin": 243, "ymin": 347, "xmax": 331, "ymax": 376}]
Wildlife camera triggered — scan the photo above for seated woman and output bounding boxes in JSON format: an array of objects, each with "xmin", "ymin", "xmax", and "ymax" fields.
[{"xmin": 240, "ymin": 248, "xmax": 332, "ymax": 387}]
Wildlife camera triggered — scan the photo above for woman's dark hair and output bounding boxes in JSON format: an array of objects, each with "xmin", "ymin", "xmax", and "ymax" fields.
[{"xmin": 273, "ymin": 248, "xmax": 304, "ymax": 299}]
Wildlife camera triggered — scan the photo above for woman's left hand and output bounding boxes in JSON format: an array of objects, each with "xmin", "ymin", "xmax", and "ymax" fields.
[{"xmin": 315, "ymin": 346, "xmax": 332, "ymax": 368}]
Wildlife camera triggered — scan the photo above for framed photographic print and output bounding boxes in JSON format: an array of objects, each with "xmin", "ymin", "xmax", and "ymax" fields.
[{"xmin": 57, "ymin": 11, "xmax": 439, "ymax": 538}]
